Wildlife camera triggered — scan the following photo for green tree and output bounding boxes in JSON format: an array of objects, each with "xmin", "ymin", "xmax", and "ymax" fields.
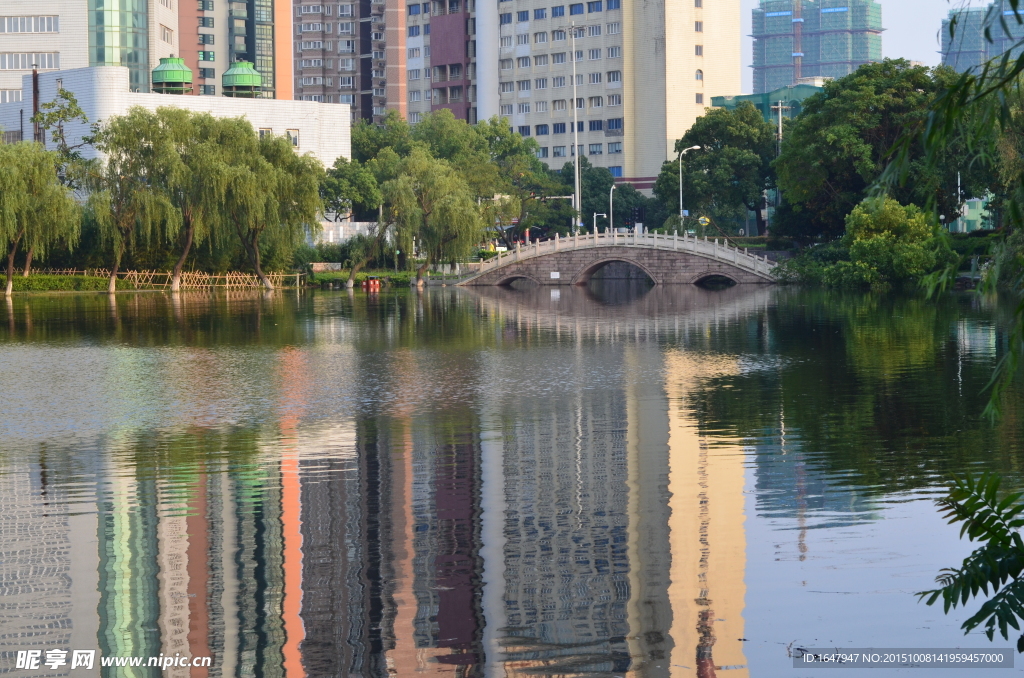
[
  {"xmin": 351, "ymin": 110, "xmax": 414, "ymax": 162},
  {"xmin": 88, "ymin": 107, "xmax": 178, "ymax": 293},
  {"xmin": 382, "ymin": 147, "xmax": 483, "ymax": 284},
  {"xmin": 320, "ymin": 156, "xmax": 382, "ymax": 222},
  {"xmin": 221, "ymin": 130, "xmax": 324, "ymax": 290},
  {"xmin": 0, "ymin": 142, "xmax": 80, "ymax": 296},
  {"xmin": 777, "ymin": 60, "xmax": 990, "ymax": 242},
  {"xmin": 654, "ymin": 103, "xmax": 776, "ymax": 235}
]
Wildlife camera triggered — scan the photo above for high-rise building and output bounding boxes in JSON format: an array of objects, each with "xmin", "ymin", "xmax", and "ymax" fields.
[
  {"xmin": 1, "ymin": 0, "xmax": 179, "ymax": 101},
  {"xmin": 941, "ymin": 5, "xmax": 1024, "ymax": 73},
  {"xmin": 474, "ymin": 0, "xmax": 740, "ymax": 191},
  {"xmin": 752, "ymin": 0, "xmax": 882, "ymax": 95}
]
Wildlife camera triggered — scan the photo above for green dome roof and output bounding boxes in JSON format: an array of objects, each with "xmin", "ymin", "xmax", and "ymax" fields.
[
  {"xmin": 152, "ymin": 56, "xmax": 192, "ymax": 85},
  {"xmin": 223, "ymin": 61, "xmax": 262, "ymax": 88}
]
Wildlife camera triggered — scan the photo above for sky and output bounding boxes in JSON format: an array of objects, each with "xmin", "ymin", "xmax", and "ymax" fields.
[{"xmin": 740, "ymin": 1, "xmax": 970, "ymax": 93}]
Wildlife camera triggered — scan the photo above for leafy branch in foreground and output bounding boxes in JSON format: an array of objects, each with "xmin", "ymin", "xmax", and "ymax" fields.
[{"xmin": 920, "ymin": 473, "xmax": 1024, "ymax": 651}]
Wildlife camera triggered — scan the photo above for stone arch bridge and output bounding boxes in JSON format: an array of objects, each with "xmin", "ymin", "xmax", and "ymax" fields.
[{"xmin": 458, "ymin": 231, "xmax": 777, "ymax": 286}]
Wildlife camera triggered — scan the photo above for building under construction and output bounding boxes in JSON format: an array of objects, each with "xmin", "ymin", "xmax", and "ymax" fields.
[
  {"xmin": 752, "ymin": 0, "xmax": 883, "ymax": 94},
  {"xmin": 941, "ymin": 4, "xmax": 1024, "ymax": 73}
]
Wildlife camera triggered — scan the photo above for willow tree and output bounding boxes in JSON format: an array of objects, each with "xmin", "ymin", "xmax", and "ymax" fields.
[
  {"xmin": 89, "ymin": 107, "xmax": 178, "ymax": 293},
  {"xmin": 221, "ymin": 130, "xmax": 323, "ymax": 290},
  {"xmin": 0, "ymin": 143, "xmax": 80, "ymax": 295},
  {"xmin": 383, "ymin": 147, "xmax": 483, "ymax": 285},
  {"xmin": 157, "ymin": 109, "xmax": 236, "ymax": 292}
]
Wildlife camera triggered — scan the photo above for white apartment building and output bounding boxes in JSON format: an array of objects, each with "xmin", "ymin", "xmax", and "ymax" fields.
[
  {"xmin": 1, "ymin": 0, "xmax": 179, "ymax": 102},
  {"xmin": 0, "ymin": 67, "xmax": 351, "ymax": 166},
  {"xmin": 477, "ymin": 0, "xmax": 740, "ymax": 190}
]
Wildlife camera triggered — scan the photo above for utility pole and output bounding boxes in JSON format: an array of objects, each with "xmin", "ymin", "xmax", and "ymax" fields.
[{"xmin": 571, "ymin": 23, "xmax": 581, "ymax": 233}]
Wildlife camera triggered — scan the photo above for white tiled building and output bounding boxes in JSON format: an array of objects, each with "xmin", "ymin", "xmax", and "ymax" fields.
[{"xmin": 0, "ymin": 66, "xmax": 351, "ymax": 167}]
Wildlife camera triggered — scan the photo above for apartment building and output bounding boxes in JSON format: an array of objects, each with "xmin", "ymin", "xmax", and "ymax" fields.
[
  {"xmin": 476, "ymin": 0, "xmax": 740, "ymax": 190},
  {"xmin": 1, "ymin": 0, "xmax": 178, "ymax": 101}
]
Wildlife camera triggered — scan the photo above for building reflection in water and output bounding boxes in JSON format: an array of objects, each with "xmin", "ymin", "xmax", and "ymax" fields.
[{"xmin": 1, "ymin": 286, "xmax": 768, "ymax": 678}]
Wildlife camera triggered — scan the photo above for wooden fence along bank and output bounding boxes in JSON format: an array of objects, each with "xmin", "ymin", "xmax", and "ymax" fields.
[{"xmin": 33, "ymin": 270, "xmax": 304, "ymax": 289}]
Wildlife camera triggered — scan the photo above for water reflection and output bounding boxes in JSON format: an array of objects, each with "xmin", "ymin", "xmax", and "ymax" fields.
[{"xmin": 0, "ymin": 287, "xmax": 1021, "ymax": 678}]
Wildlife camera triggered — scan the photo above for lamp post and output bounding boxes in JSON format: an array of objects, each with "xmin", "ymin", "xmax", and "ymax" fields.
[
  {"xmin": 609, "ymin": 184, "xmax": 616, "ymax": 233},
  {"xmin": 571, "ymin": 23, "xmax": 581, "ymax": 233},
  {"xmin": 593, "ymin": 212, "xmax": 607, "ymax": 233},
  {"xmin": 677, "ymin": 145, "xmax": 701, "ymax": 230}
]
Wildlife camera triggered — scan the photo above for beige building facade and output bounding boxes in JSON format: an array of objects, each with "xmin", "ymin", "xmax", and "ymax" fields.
[{"xmin": 477, "ymin": 0, "xmax": 740, "ymax": 190}]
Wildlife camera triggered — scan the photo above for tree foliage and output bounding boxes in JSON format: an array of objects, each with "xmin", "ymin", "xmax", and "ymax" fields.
[
  {"xmin": 655, "ymin": 103, "xmax": 776, "ymax": 235},
  {"xmin": 920, "ymin": 473, "xmax": 1024, "ymax": 652},
  {"xmin": 0, "ymin": 142, "xmax": 80, "ymax": 295},
  {"xmin": 321, "ymin": 156, "xmax": 381, "ymax": 221}
]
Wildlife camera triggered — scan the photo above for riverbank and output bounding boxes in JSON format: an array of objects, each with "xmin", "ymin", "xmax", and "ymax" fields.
[{"xmin": 5, "ymin": 275, "xmax": 128, "ymax": 292}]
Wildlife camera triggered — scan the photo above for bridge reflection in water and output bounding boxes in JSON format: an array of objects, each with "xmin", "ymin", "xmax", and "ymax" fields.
[{"xmin": 0, "ymin": 285, "xmax": 763, "ymax": 678}]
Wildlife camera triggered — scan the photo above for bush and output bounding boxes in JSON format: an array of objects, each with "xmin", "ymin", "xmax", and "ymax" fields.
[{"xmin": 10, "ymin": 275, "xmax": 126, "ymax": 292}]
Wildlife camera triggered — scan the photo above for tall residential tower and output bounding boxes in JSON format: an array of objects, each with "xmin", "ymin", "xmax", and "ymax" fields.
[{"xmin": 752, "ymin": 0, "xmax": 882, "ymax": 94}]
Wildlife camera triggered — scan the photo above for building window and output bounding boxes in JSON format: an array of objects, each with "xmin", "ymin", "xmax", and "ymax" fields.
[
  {"xmin": 0, "ymin": 16, "xmax": 59, "ymax": 33},
  {"xmin": 588, "ymin": 25, "xmax": 601, "ymax": 36},
  {"xmin": 552, "ymin": 29, "xmax": 566, "ymax": 40},
  {"xmin": 517, "ymin": 56, "xmax": 531, "ymax": 67},
  {"xmin": 339, "ymin": 4, "xmax": 354, "ymax": 14},
  {"xmin": 160, "ymin": 0, "xmax": 173, "ymax": 8},
  {"xmin": 695, "ymin": 44, "xmax": 703, "ymax": 56},
  {"xmin": 607, "ymin": 21, "xmax": 620, "ymax": 34},
  {"xmin": 553, "ymin": 146, "xmax": 566, "ymax": 156},
  {"xmin": 372, "ymin": 31, "xmax": 384, "ymax": 40},
  {"xmin": 588, "ymin": 49, "xmax": 601, "ymax": 61},
  {"xmin": 373, "ymin": 106, "xmax": 386, "ymax": 115},
  {"xmin": 695, "ymin": 21, "xmax": 703, "ymax": 31},
  {"xmin": 589, "ymin": 120, "xmax": 603, "ymax": 131},
  {"xmin": 339, "ymin": 40, "xmax": 355, "ymax": 52},
  {"xmin": 535, "ymin": 101, "xmax": 548, "ymax": 112},
  {"xmin": 301, "ymin": 41, "xmax": 323, "ymax": 49},
  {"xmin": 553, "ymin": 122, "xmax": 566, "ymax": 133},
  {"xmin": 300, "ymin": 4, "xmax": 324, "ymax": 12},
  {"xmin": 517, "ymin": 34, "xmax": 529, "ymax": 45},
  {"xmin": 588, "ymin": 143, "xmax": 603, "ymax": 154},
  {"xmin": 199, "ymin": 84, "xmax": 216, "ymax": 95},
  {"xmin": 500, "ymin": 104, "xmax": 513, "ymax": 115},
  {"xmin": 338, "ymin": 75, "xmax": 354, "ymax": 87},
  {"xmin": 534, "ymin": 8, "xmax": 547, "ymax": 19},
  {"xmin": 339, "ymin": 58, "xmax": 355, "ymax": 70},
  {"xmin": 409, "ymin": 89, "xmax": 421, "ymax": 101},
  {"xmin": 258, "ymin": 128, "xmax": 272, "ymax": 138},
  {"xmin": 409, "ymin": 112, "xmax": 422, "ymax": 122},
  {"xmin": 500, "ymin": 81, "xmax": 514, "ymax": 93},
  {"xmin": 553, "ymin": 53, "xmax": 566, "ymax": 65},
  {"xmin": 501, "ymin": 36, "xmax": 513, "ymax": 47},
  {"xmin": 374, "ymin": 49, "xmax": 386, "ymax": 58},
  {"xmin": 609, "ymin": 165, "xmax": 622, "ymax": 176},
  {"xmin": 535, "ymin": 32, "xmax": 548, "ymax": 43},
  {"xmin": 535, "ymin": 54, "xmax": 549, "ymax": 65},
  {"xmin": 408, "ymin": 68, "xmax": 421, "ymax": 80},
  {"xmin": 607, "ymin": 117, "xmax": 623, "ymax": 129},
  {"xmin": 160, "ymin": 25, "xmax": 173, "ymax": 42},
  {"xmin": 500, "ymin": 12, "xmax": 512, "ymax": 24},
  {"xmin": 300, "ymin": 22, "xmax": 322, "ymax": 31},
  {"xmin": 198, "ymin": 51, "xmax": 216, "ymax": 62},
  {"xmin": 532, "ymin": 77, "xmax": 547, "ymax": 90},
  {"xmin": 607, "ymin": 70, "xmax": 621, "ymax": 82},
  {"xmin": 425, "ymin": 24, "xmax": 431, "ymax": 34},
  {"xmin": 587, "ymin": 1, "xmax": 602, "ymax": 12},
  {"xmin": 695, "ymin": 69, "xmax": 703, "ymax": 80},
  {"xmin": 537, "ymin": 147, "xmax": 549, "ymax": 158},
  {"xmin": 517, "ymin": 79, "xmax": 531, "ymax": 91},
  {"xmin": 199, "ymin": 17, "xmax": 215, "ymax": 27},
  {"xmin": 517, "ymin": 10, "xmax": 529, "ymax": 21},
  {"xmin": 199, "ymin": 33, "xmax": 215, "ymax": 44},
  {"xmin": 338, "ymin": 21, "xmax": 354, "ymax": 33},
  {"xmin": 500, "ymin": 59, "xmax": 513, "ymax": 69},
  {"xmin": 408, "ymin": 47, "xmax": 421, "ymax": 58},
  {"xmin": 573, "ymin": 50, "xmax": 583, "ymax": 62},
  {"xmin": 607, "ymin": 0, "xmax": 620, "ymax": 8},
  {"xmin": 408, "ymin": 3, "xmax": 421, "ymax": 13},
  {"xmin": 302, "ymin": 76, "xmax": 325, "ymax": 85},
  {"xmin": 536, "ymin": 124, "xmax": 549, "ymax": 135},
  {"xmin": 518, "ymin": 102, "xmax": 531, "ymax": 112},
  {"xmin": 373, "ymin": 87, "xmax": 386, "ymax": 96},
  {"xmin": 576, "ymin": 98, "xmax": 585, "ymax": 109},
  {"xmin": 695, "ymin": 0, "xmax": 702, "ymax": 6},
  {"xmin": 607, "ymin": 46, "xmax": 620, "ymax": 58},
  {"xmin": 552, "ymin": 5, "xmax": 565, "ymax": 17},
  {"xmin": 589, "ymin": 72, "xmax": 602, "ymax": 84},
  {"xmin": 300, "ymin": 58, "xmax": 322, "ymax": 66},
  {"xmin": 570, "ymin": 3, "xmax": 584, "ymax": 14},
  {"xmin": 553, "ymin": 76, "xmax": 566, "ymax": 87},
  {"xmin": 608, "ymin": 143, "xmax": 622, "ymax": 154},
  {"xmin": 518, "ymin": 125, "xmax": 531, "ymax": 136},
  {"xmin": 199, "ymin": 0, "xmax": 214, "ymax": 9},
  {"xmin": 696, "ymin": 93, "xmax": 704, "ymax": 104},
  {"xmin": 608, "ymin": 93, "xmax": 622, "ymax": 105},
  {"xmin": 408, "ymin": 25, "xmax": 420, "ymax": 36},
  {"xmin": 198, "ymin": 67, "xmax": 215, "ymax": 78},
  {"xmin": 339, "ymin": 94, "xmax": 355, "ymax": 103}
]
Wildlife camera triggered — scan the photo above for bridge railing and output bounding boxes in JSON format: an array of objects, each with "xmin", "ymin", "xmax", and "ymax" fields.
[{"xmin": 474, "ymin": 231, "xmax": 777, "ymax": 280}]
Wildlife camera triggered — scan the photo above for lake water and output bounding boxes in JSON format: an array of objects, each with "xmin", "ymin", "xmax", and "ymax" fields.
[{"xmin": 0, "ymin": 285, "xmax": 1022, "ymax": 678}]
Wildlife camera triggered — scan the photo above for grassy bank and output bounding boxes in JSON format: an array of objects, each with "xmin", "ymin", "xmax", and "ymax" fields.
[
  {"xmin": 309, "ymin": 270, "xmax": 424, "ymax": 287},
  {"xmin": 6, "ymin": 275, "xmax": 128, "ymax": 292}
]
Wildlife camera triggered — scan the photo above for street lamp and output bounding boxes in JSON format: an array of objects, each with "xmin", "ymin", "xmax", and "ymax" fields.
[
  {"xmin": 593, "ymin": 212, "xmax": 607, "ymax": 233},
  {"xmin": 678, "ymin": 145, "xmax": 701, "ymax": 229},
  {"xmin": 609, "ymin": 185, "xmax": 616, "ymax": 233}
]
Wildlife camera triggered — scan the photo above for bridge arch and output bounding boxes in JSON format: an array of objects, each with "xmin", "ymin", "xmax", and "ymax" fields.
[
  {"xmin": 494, "ymin": 273, "xmax": 542, "ymax": 287},
  {"xmin": 571, "ymin": 257, "xmax": 659, "ymax": 286},
  {"xmin": 690, "ymin": 272, "xmax": 740, "ymax": 287}
]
